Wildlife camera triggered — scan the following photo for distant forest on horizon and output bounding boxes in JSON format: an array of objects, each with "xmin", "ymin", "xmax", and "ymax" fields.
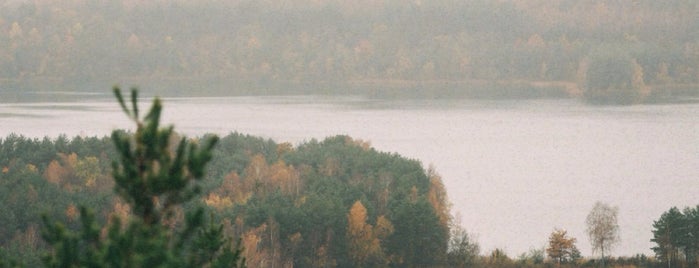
[{"xmin": 2, "ymin": 0, "xmax": 699, "ymax": 99}]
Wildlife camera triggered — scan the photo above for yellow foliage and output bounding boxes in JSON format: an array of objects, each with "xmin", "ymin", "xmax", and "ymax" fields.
[
  {"xmin": 25, "ymin": 164, "xmax": 38, "ymax": 173},
  {"xmin": 427, "ymin": 167, "xmax": 451, "ymax": 227},
  {"xmin": 204, "ymin": 193, "xmax": 233, "ymax": 210},
  {"xmin": 219, "ymin": 172, "xmax": 251, "ymax": 204},
  {"xmin": 241, "ymin": 221, "xmax": 285, "ymax": 268},
  {"xmin": 240, "ymin": 154, "xmax": 302, "ymax": 197},
  {"xmin": 294, "ymin": 195, "xmax": 307, "ymax": 207},
  {"xmin": 348, "ymin": 201, "xmax": 368, "ymax": 236},
  {"xmin": 75, "ymin": 156, "xmax": 101, "ymax": 188},
  {"xmin": 347, "ymin": 200, "xmax": 387, "ymax": 266},
  {"xmin": 242, "ymin": 224, "xmax": 265, "ymax": 267},
  {"xmin": 374, "ymin": 215, "xmax": 394, "ymax": 240},
  {"xmin": 245, "ymin": 154, "xmax": 267, "ymax": 182}
]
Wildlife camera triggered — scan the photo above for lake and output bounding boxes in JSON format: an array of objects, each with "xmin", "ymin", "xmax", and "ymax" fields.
[{"xmin": 1, "ymin": 92, "xmax": 698, "ymax": 257}]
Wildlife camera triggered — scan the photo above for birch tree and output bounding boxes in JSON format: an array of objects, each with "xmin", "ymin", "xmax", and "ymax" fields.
[{"xmin": 586, "ymin": 201, "xmax": 620, "ymax": 268}]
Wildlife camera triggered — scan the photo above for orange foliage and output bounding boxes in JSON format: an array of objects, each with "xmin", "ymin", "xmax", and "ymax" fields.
[
  {"xmin": 239, "ymin": 154, "xmax": 302, "ymax": 197},
  {"xmin": 241, "ymin": 220, "xmax": 287, "ymax": 268},
  {"xmin": 65, "ymin": 204, "xmax": 79, "ymax": 222},
  {"xmin": 204, "ymin": 193, "xmax": 233, "ymax": 210},
  {"xmin": 374, "ymin": 215, "xmax": 394, "ymax": 240},
  {"xmin": 427, "ymin": 166, "xmax": 451, "ymax": 227},
  {"xmin": 111, "ymin": 200, "xmax": 131, "ymax": 221},
  {"xmin": 43, "ymin": 153, "xmax": 105, "ymax": 192},
  {"xmin": 347, "ymin": 200, "xmax": 391, "ymax": 266},
  {"xmin": 218, "ymin": 171, "xmax": 251, "ymax": 204},
  {"xmin": 44, "ymin": 160, "xmax": 68, "ymax": 184}
]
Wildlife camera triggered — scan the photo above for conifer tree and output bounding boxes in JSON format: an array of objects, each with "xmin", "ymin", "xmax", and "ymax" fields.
[{"xmin": 41, "ymin": 87, "xmax": 245, "ymax": 267}]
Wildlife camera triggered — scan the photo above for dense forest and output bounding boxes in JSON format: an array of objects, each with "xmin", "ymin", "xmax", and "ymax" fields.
[
  {"xmin": 2, "ymin": 0, "xmax": 699, "ymax": 103},
  {"xmin": 0, "ymin": 90, "xmax": 695, "ymax": 267},
  {"xmin": 0, "ymin": 112, "xmax": 456, "ymax": 265}
]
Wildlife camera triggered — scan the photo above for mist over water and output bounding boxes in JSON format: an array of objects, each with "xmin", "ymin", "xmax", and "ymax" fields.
[{"xmin": 2, "ymin": 95, "xmax": 697, "ymax": 257}]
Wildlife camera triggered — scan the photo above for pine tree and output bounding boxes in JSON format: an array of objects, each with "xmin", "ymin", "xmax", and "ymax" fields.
[{"xmin": 41, "ymin": 87, "xmax": 245, "ymax": 267}]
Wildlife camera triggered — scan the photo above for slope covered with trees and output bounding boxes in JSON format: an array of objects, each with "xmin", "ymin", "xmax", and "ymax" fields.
[
  {"xmin": 0, "ymin": 89, "xmax": 452, "ymax": 266},
  {"xmin": 2, "ymin": 0, "xmax": 699, "ymax": 103}
]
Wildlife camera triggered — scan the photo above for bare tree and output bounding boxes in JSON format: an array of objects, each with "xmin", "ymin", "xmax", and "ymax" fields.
[{"xmin": 586, "ymin": 201, "xmax": 620, "ymax": 268}]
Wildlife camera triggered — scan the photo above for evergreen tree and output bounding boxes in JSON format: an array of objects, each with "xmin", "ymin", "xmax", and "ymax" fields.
[
  {"xmin": 41, "ymin": 87, "xmax": 245, "ymax": 267},
  {"xmin": 651, "ymin": 207, "xmax": 687, "ymax": 267}
]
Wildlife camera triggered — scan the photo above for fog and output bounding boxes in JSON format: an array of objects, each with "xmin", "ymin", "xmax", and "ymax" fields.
[
  {"xmin": 2, "ymin": 0, "xmax": 699, "ymax": 264},
  {"xmin": 1, "ymin": 0, "xmax": 698, "ymax": 102}
]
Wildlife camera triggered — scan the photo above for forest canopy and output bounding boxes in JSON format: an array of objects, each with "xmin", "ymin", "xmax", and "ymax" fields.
[
  {"xmin": 2, "ymin": 0, "xmax": 699, "ymax": 102},
  {"xmin": 0, "ymin": 127, "xmax": 452, "ymax": 266}
]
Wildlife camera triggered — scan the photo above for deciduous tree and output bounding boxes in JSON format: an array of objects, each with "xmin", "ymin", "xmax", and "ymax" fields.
[
  {"xmin": 447, "ymin": 215, "xmax": 480, "ymax": 267},
  {"xmin": 546, "ymin": 228, "xmax": 579, "ymax": 265},
  {"xmin": 586, "ymin": 201, "xmax": 620, "ymax": 268},
  {"xmin": 347, "ymin": 200, "xmax": 387, "ymax": 267}
]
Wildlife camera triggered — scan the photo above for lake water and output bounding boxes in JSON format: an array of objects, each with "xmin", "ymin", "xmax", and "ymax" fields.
[{"xmin": 1, "ymin": 93, "xmax": 698, "ymax": 257}]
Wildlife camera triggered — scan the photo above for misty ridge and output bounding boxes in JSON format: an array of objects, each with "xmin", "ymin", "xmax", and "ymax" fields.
[{"xmin": 2, "ymin": 0, "xmax": 699, "ymax": 103}]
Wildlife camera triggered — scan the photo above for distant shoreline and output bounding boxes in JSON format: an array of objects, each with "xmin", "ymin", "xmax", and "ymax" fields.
[{"xmin": 2, "ymin": 76, "xmax": 698, "ymax": 103}]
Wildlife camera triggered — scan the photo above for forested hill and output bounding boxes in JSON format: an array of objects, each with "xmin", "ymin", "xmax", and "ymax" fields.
[
  {"xmin": 2, "ymin": 0, "xmax": 699, "ymax": 99},
  {"xmin": 0, "ymin": 133, "xmax": 453, "ymax": 267}
]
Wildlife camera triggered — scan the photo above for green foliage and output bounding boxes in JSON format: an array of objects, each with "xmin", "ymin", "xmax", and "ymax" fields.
[
  {"xmin": 447, "ymin": 221, "xmax": 480, "ymax": 267},
  {"xmin": 516, "ymin": 248, "xmax": 544, "ymax": 266},
  {"xmin": 651, "ymin": 205, "xmax": 699, "ymax": 267},
  {"xmin": 40, "ymin": 88, "xmax": 244, "ymax": 267},
  {"xmin": 581, "ymin": 52, "xmax": 650, "ymax": 105},
  {"xmin": 386, "ymin": 200, "xmax": 448, "ymax": 267}
]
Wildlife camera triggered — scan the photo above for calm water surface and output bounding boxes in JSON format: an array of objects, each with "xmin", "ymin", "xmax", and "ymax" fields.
[{"xmin": 1, "ymin": 95, "xmax": 698, "ymax": 257}]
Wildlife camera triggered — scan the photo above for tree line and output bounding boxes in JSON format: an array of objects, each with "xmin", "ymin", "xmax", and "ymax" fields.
[{"xmin": 2, "ymin": 0, "xmax": 699, "ymax": 103}]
